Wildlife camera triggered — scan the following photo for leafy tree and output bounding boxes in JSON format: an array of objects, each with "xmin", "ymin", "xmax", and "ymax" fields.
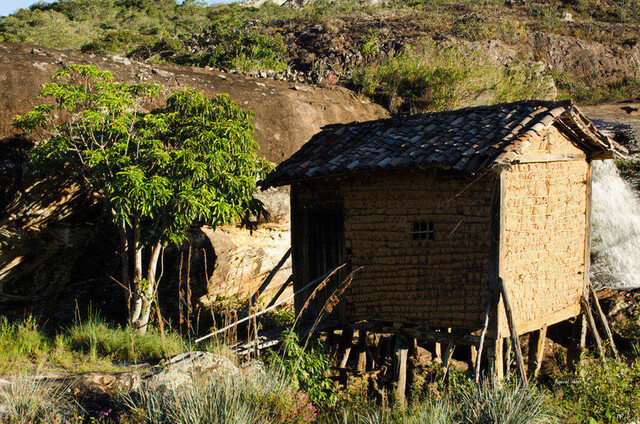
[{"xmin": 14, "ymin": 65, "xmax": 271, "ymax": 333}]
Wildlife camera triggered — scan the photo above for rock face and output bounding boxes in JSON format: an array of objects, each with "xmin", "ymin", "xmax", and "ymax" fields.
[{"xmin": 0, "ymin": 42, "xmax": 388, "ymax": 324}]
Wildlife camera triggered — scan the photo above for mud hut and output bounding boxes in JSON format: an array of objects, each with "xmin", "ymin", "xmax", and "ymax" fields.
[{"xmin": 262, "ymin": 100, "xmax": 624, "ymax": 382}]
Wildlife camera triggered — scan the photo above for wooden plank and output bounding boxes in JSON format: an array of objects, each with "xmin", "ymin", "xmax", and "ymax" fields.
[
  {"xmin": 588, "ymin": 282, "xmax": 619, "ymax": 359},
  {"xmin": 581, "ymin": 296, "xmax": 607, "ymax": 364},
  {"xmin": 515, "ymin": 153, "xmax": 587, "ymax": 163},
  {"xmin": 528, "ymin": 325, "xmax": 547, "ymax": 379},
  {"xmin": 498, "ymin": 278, "xmax": 528, "ymax": 385}
]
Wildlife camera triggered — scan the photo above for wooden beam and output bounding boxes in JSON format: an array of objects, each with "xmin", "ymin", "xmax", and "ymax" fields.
[
  {"xmin": 498, "ymin": 278, "xmax": 528, "ymax": 385},
  {"xmin": 588, "ymin": 281, "xmax": 619, "ymax": 359},
  {"xmin": 527, "ymin": 325, "xmax": 547, "ymax": 379},
  {"xmin": 265, "ymin": 275, "xmax": 293, "ymax": 309},
  {"xmin": 581, "ymin": 296, "xmax": 607, "ymax": 364}
]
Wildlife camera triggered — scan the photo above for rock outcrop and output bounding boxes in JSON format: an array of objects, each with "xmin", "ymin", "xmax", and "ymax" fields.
[{"xmin": 0, "ymin": 42, "xmax": 388, "ymax": 324}]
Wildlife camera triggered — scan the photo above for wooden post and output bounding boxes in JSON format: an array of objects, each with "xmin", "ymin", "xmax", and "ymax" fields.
[
  {"xmin": 498, "ymin": 278, "xmax": 527, "ymax": 385},
  {"xmin": 475, "ymin": 289, "xmax": 494, "ymax": 383},
  {"xmin": 357, "ymin": 330, "xmax": 367, "ymax": 373},
  {"xmin": 488, "ymin": 337, "xmax": 504, "ymax": 381},
  {"xmin": 503, "ymin": 337, "xmax": 512, "ymax": 378},
  {"xmin": 568, "ymin": 315, "xmax": 585, "ymax": 372},
  {"xmin": 393, "ymin": 336, "xmax": 409, "ymax": 405},
  {"xmin": 588, "ymin": 282, "xmax": 619, "ymax": 359},
  {"xmin": 434, "ymin": 341, "xmax": 442, "ymax": 363},
  {"xmin": 440, "ymin": 340, "xmax": 456, "ymax": 382},
  {"xmin": 527, "ymin": 326, "xmax": 547, "ymax": 379},
  {"xmin": 338, "ymin": 329, "xmax": 354, "ymax": 368},
  {"xmin": 581, "ymin": 296, "xmax": 607, "ymax": 364}
]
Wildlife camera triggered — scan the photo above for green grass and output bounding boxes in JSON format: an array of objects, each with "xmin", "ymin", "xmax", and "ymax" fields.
[{"xmin": 0, "ymin": 314, "xmax": 185, "ymax": 375}]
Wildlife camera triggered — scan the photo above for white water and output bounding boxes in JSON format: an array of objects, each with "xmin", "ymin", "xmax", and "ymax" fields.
[{"xmin": 591, "ymin": 160, "xmax": 640, "ymax": 289}]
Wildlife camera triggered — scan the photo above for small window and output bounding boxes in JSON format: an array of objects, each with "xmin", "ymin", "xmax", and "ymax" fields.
[{"xmin": 411, "ymin": 221, "xmax": 434, "ymax": 241}]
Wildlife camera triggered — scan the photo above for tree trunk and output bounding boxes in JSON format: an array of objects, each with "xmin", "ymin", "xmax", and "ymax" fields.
[
  {"xmin": 131, "ymin": 241, "xmax": 163, "ymax": 335},
  {"xmin": 129, "ymin": 217, "xmax": 145, "ymax": 331}
]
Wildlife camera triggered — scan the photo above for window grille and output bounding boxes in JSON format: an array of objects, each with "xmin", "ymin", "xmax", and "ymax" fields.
[{"xmin": 411, "ymin": 221, "xmax": 434, "ymax": 241}]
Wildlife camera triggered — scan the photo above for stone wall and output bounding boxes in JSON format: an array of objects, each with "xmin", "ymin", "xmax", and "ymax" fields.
[
  {"xmin": 337, "ymin": 169, "xmax": 495, "ymax": 329},
  {"xmin": 501, "ymin": 159, "xmax": 588, "ymax": 335}
]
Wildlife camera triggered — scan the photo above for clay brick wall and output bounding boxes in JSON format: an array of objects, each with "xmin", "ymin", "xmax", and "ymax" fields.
[
  {"xmin": 501, "ymin": 159, "xmax": 588, "ymax": 335},
  {"xmin": 339, "ymin": 169, "xmax": 495, "ymax": 329}
]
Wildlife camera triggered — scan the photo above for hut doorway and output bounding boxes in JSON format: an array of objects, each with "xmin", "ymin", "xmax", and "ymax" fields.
[{"xmin": 299, "ymin": 201, "xmax": 345, "ymax": 320}]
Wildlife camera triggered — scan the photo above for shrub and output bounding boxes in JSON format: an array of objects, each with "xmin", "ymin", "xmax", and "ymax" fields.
[
  {"xmin": 265, "ymin": 331, "xmax": 338, "ymax": 409},
  {"xmin": 349, "ymin": 39, "xmax": 555, "ymax": 114},
  {"xmin": 559, "ymin": 357, "xmax": 640, "ymax": 423},
  {"xmin": 172, "ymin": 22, "xmax": 288, "ymax": 72}
]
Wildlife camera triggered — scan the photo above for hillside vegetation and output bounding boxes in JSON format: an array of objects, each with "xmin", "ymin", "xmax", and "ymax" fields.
[{"xmin": 2, "ymin": 0, "xmax": 640, "ymax": 113}]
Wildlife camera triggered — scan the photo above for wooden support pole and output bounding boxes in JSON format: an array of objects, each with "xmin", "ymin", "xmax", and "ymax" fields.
[
  {"xmin": 488, "ymin": 337, "xmax": 504, "ymax": 381},
  {"xmin": 357, "ymin": 330, "xmax": 367, "ymax": 373},
  {"xmin": 567, "ymin": 315, "xmax": 585, "ymax": 372},
  {"xmin": 338, "ymin": 329, "xmax": 354, "ymax": 369},
  {"xmin": 498, "ymin": 278, "xmax": 528, "ymax": 385},
  {"xmin": 475, "ymin": 289, "xmax": 494, "ymax": 383},
  {"xmin": 581, "ymin": 296, "xmax": 607, "ymax": 364},
  {"xmin": 527, "ymin": 326, "xmax": 547, "ymax": 379},
  {"xmin": 440, "ymin": 340, "xmax": 456, "ymax": 382},
  {"xmin": 503, "ymin": 337, "xmax": 512, "ymax": 378},
  {"xmin": 588, "ymin": 282, "xmax": 619, "ymax": 359},
  {"xmin": 393, "ymin": 336, "xmax": 409, "ymax": 405}
]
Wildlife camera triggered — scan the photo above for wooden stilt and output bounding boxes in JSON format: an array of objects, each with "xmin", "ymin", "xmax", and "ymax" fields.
[
  {"xmin": 488, "ymin": 337, "xmax": 504, "ymax": 381},
  {"xmin": 567, "ymin": 315, "xmax": 585, "ymax": 372},
  {"xmin": 498, "ymin": 278, "xmax": 528, "ymax": 385},
  {"xmin": 588, "ymin": 282, "xmax": 619, "ymax": 359},
  {"xmin": 475, "ymin": 289, "xmax": 494, "ymax": 383},
  {"xmin": 393, "ymin": 336, "xmax": 409, "ymax": 405},
  {"xmin": 434, "ymin": 341, "xmax": 442, "ymax": 363},
  {"xmin": 440, "ymin": 340, "xmax": 456, "ymax": 382},
  {"xmin": 357, "ymin": 330, "xmax": 367, "ymax": 373},
  {"xmin": 470, "ymin": 346, "xmax": 478, "ymax": 371},
  {"xmin": 527, "ymin": 325, "xmax": 547, "ymax": 379},
  {"xmin": 581, "ymin": 296, "xmax": 607, "ymax": 364},
  {"xmin": 503, "ymin": 337, "xmax": 512, "ymax": 378},
  {"xmin": 338, "ymin": 329, "xmax": 354, "ymax": 368}
]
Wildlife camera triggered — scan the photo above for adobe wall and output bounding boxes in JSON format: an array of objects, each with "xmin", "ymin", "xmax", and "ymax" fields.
[
  {"xmin": 500, "ymin": 158, "xmax": 588, "ymax": 335},
  {"xmin": 337, "ymin": 169, "xmax": 495, "ymax": 330}
]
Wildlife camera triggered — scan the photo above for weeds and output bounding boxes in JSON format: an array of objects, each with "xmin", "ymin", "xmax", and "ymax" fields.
[{"xmin": 558, "ymin": 356, "xmax": 640, "ymax": 423}]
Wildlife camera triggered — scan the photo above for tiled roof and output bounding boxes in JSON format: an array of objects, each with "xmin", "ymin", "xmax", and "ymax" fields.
[{"xmin": 262, "ymin": 100, "xmax": 624, "ymax": 188}]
